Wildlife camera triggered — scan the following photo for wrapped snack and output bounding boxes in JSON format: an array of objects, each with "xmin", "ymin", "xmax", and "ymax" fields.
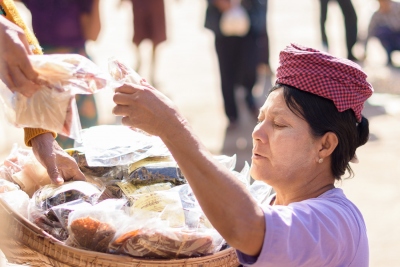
[
  {"xmin": 0, "ymin": 144, "xmax": 51, "ymax": 197},
  {"xmin": 69, "ymin": 216, "xmax": 116, "ymax": 252},
  {"xmin": 109, "ymin": 57, "xmax": 142, "ymax": 85},
  {"xmin": 0, "ymin": 179, "xmax": 20, "ymax": 193},
  {"xmin": 98, "ymin": 181, "xmax": 173, "ymax": 202},
  {"xmin": 128, "ymin": 162, "xmax": 186, "ymax": 186},
  {"xmin": 79, "ymin": 125, "xmax": 171, "ymax": 167},
  {"xmin": 111, "ymin": 227, "xmax": 222, "ymax": 259},
  {"xmin": 0, "ymin": 189, "xmax": 30, "ymax": 218},
  {"xmin": 31, "ymin": 181, "xmax": 101, "ymax": 211},
  {"xmin": 66, "ymin": 199, "xmax": 127, "ymax": 252},
  {"xmin": 0, "ymin": 54, "xmax": 111, "ymax": 140}
]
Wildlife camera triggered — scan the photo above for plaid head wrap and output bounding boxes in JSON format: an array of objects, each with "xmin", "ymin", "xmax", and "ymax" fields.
[{"xmin": 275, "ymin": 43, "xmax": 373, "ymax": 122}]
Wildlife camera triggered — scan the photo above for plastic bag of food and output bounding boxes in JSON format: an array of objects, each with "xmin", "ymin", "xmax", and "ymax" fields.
[
  {"xmin": 28, "ymin": 181, "xmax": 103, "ymax": 241},
  {"xmin": 66, "ymin": 199, "xmax": 127, "ymax": 252},
  {"xmin": 108, "ymin": 57, "xmax": 142, "ymax": 85},
  {"xmin": 112, "ymin": 226, "xmax": 224, "ymax": 259},
  {"xmin": 78, "ymin": 125, "xmax": 171, "ymax": 167},
  {"xmin": 0, "ymin": 144, "xmax": 51, "ymax": 197},
  {"xmin": 0, "ymin": 54, "xmax": 112, "ymax": 141},
  {"xmin": 0, "ymin": 189, "xmax": 30, "ymax": 218},
  {"xmin": 30, "ymin": 180, "xmax": 102, "ymax": 211}
]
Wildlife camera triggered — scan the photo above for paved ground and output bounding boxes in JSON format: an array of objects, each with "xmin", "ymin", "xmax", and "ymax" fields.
[{"xmin": 1, "ymin": 0, "xmax": 400, "ymax": 266}]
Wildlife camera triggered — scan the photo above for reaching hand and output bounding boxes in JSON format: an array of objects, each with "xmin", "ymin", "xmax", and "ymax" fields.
[
  {"xmin": 113, "ymin": 80, "xmax": 186, "ymax": 138},
  {"xmin": 30, "ymin": 133, "xmax": 85, "ymax": 185},
  {"xmin": 0, "ymin": 16, "xmax": 40, "ymax": 97}
]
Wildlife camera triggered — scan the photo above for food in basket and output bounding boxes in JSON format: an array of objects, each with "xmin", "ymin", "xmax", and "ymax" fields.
[
  {"xmin": 67, "ymin": 149, "xmax": 125, "ymax": 179},
  {"xmin": 111, "ymin": 228, "xmax": 216, "ymax": 259},
  {"xmin": 69, "ymin": 216, "xmax": 116, "ymax": 252},
  {"xmin": 0, "ymin": 179, "xmax": 20, "ymax": 193},
  {"xmin": 32, "ymin": 181, "xmax": 101, "ymax": 210},
  {"xmin": 128, "ymin": 164, "xmax": 186, "ymax": 186},
  {"xmin": 33, "ymin": 211, "xmax": 69, "ymax": 241}
]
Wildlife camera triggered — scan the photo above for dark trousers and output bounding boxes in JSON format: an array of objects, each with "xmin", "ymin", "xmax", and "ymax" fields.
[
  {"xmin": 374, "ymin": 26, "xmax": 400, "ymax": 65},
  {"xmin": 320, "ymin": 0, "xmax": 358, "ymax": 59},
  {"xmin": 215, "ymin": 33, "xmax": 257, "ymax": 122}
]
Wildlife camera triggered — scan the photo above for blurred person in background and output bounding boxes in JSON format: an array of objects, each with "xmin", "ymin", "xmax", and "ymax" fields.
[
  {"xmin": 205, "ymin": 0, "xmax": 267, "ymax": 129},
  {"xmin": 0, "ymin": 1, "xmax": 86, "ymax": 185},
  {"xmin": 18, "ymin": 0, "xmax": 101, "ymax": 149},
  {"xmin": 363, "ymin": 0, "xmax": 400, "ymax": 68},
  {"xmin": 121, "ymin": 0, "xmax": 167, "ymax": 87},
  {"xmin": 319, "ymin": 0, "xmax": 359, "ymax": 61}
]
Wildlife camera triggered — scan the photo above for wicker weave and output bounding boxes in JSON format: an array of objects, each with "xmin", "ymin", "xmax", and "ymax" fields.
[{"xmin": 0, "ymin": 198, "xmax": 240, "ymax": 267}]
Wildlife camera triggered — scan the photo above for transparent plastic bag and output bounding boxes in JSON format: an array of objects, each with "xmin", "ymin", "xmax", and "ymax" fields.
[
  {"xmin": 108, "ymin": 57, "xmax": 142, "ymax": 85},
  {"xmin": 28, "ymin": 181, "xmax": 103, "ymax": 241},
  {"xmin": 66, "ymin": 199, "xmax": 127, "ymax": 252},
  {"xmin": 0, "ymin": 54, "xmax": 112, "ymax": 141},
  {"xmin": 79, "ymin": 125, "xmax": 171, "ymax": 167},
  {"xmin": 0, "ymin": 144, "xmax": 51, "ymax": 197},
  {"xmin": 109, "ymin": 183, "xmax": 225, "ymax": 259}
]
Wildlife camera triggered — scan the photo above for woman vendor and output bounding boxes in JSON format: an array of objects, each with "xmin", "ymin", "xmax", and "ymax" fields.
[{"xmin": 113, "ymin": 43, "xmax": 372, "ymax": 266}]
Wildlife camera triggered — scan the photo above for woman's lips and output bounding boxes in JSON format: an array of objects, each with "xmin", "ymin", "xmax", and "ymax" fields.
[{"xmin": 252, "ymin": 151, "xmax": 265, "ymax": 159}]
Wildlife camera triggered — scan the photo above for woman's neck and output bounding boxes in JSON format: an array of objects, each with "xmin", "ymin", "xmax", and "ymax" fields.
[{"xmin": 273, "ymin": 183, "xmax": 335, "ymax": 206}]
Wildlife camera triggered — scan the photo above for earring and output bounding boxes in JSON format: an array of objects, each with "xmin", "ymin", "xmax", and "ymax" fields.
[{"xmin": 318, "ymin": 158, "xmax": 324, "ymax": 164}]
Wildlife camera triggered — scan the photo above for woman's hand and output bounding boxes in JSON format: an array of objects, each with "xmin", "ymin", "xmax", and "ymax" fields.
[
  {"xmin": 113, "ymin": 80, "xmax": 186, "ymax": 138},
  {"xmin": 31, "ymin": 133, "xmax": 85, "ymax": 185},
  {"xmin": 0, "ymin": 16, "xmax": 40, "ymax": 97}
]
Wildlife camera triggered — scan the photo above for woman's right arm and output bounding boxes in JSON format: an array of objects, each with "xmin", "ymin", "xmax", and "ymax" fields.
[{"xmin": 113, "ymin": 81, "xmax": 266, "ymax": 256}]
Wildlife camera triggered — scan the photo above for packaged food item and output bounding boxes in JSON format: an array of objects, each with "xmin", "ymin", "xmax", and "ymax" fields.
[
  {"xmin": 0, "ymin": 179, "xmax": 20, "ymax": 193},
  {"xmin": 0, "ymin": 189, "xmax": 30, "ymax": 218},
  {"xmin": 0, "ymin": 144, "xmax": 51, "ymax": 197},
  {"xmin": 111, "ymin": 227, "xmax": 223, "ymax": 259},
  {"xmin": 69, "ymin": 216, "xmax": 116, "ymax": 252},
  {"xmin": 128, "ymin": 162, "xmax": 186, "ymax": 186},
  {"xmin": 0, "ymin": 54, "xmax": 111, "ymax": 140},
  {"xmin": 66, "ymin": 199, "xmax": 127, "ymax": 252},
  {"xmin": 31, "ymin": 181, "xmax": 101, "ymax": 211}
]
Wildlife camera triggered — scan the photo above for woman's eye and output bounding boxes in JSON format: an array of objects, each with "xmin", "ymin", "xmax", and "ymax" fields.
[{"xmin": 273, "ymin": 122, "xmax": 285, "ymax": 128}]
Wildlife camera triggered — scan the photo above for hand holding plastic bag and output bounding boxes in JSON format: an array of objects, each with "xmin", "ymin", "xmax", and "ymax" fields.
[{"xmin": 0, "ymin": 54, "xmax": 111, "ymax": 140}]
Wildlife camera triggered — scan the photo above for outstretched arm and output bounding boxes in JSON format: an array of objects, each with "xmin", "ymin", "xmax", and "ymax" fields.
[{"xmin": 113, "ymin": 81, "xmax": 265, "ymax": 256}]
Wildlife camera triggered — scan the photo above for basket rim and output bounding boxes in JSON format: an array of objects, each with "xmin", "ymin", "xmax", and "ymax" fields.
[{"xmin": 0, "ymin": 197, "xmax": 239, "ymax": 265}]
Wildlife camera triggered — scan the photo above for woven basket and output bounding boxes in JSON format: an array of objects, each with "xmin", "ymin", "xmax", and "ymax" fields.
[{"xmin": 0, "ymin": 198, "xmax": 240, "ymax": 267}]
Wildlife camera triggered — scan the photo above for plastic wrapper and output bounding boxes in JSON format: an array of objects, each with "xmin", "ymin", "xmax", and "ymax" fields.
[
  {"xmin": 108, "ymin": 57, "xmax": 142, "ymax": 85},
  {"xmin": 107, "ymin": 183, "xmax": 225, "ymax": 259},
  {"xmin": 111, "ymin": 227, "xmax": 223, "ymax": 259},
  {"xmin": 0, "ymin": 189, "xmax": 30, "ymax": 218},
  {"xmin": 0, "ymin": 179, "xmax": 20, "ymax": 193},
  {"xmin": 0, "ymin": 54, "xmax": 112, "ymax": 141},
  {"xmin": 79, "ymin": 125, "xmax": 172, "ymax": 167},
  {"xmin": 98, "ymin": 181, "xmax": 174, "ymax": 202},
  {"xmin": 0, "ymin": 144, "xmax": 51, "ymax": 197},
  {"xmin": 30, "ymin": 180, "xmax": 102, "ymax": 211},
  {"xmin": 127, "ymin": 161, "xmax": 186, "ymax": 186},
  {"xmin": 66, "ymin": 199, "xmax": 127, "ymax": 252},
  {"xmin": 28, "ymin": 181, "xmax": 103, "ymax": 241}
]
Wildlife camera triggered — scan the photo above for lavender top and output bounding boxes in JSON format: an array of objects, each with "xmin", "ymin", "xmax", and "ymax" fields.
[
  {"xmin": 236, "ymin": 188, "xmax": 369, "ymax": 267},
  {"xmin": 22, "ymin": 0, "xmax": 93, "ymax": 48}
]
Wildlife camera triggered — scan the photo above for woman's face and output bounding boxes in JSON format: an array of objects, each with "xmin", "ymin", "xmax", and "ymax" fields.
[{"xmin": 251, "ymin": 88, "xmax": 320, "ymax": 187}]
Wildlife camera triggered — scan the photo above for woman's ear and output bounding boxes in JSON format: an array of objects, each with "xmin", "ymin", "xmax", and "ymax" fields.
[{"xmin": 318, "ymin": 132, "xmax": 338, "ymax": 158}]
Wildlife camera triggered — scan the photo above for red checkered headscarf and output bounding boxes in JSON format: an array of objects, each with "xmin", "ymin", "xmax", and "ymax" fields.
[{"xmin": 275, "ymin": 43, "xmax": 373, "ymax": 122}]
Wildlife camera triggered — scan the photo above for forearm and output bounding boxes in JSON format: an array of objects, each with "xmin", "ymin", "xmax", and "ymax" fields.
[
  {"xmin": 160, "ymin": 123, "xmax": 265, "ymax": 255},
  {"xmin": 81, "ymin": 0, "xmax": 101, "ymax": 41}
]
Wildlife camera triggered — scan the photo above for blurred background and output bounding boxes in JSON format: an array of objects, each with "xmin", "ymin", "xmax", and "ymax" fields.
[{"xmin": 1, "ymin": 0, "xmax": 400, "ymax": 266}]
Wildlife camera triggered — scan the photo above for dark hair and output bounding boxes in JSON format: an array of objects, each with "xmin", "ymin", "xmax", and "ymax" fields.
[{"xmin": 270, "ymin": 83, "xmax": 369, "ymax": 180}]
